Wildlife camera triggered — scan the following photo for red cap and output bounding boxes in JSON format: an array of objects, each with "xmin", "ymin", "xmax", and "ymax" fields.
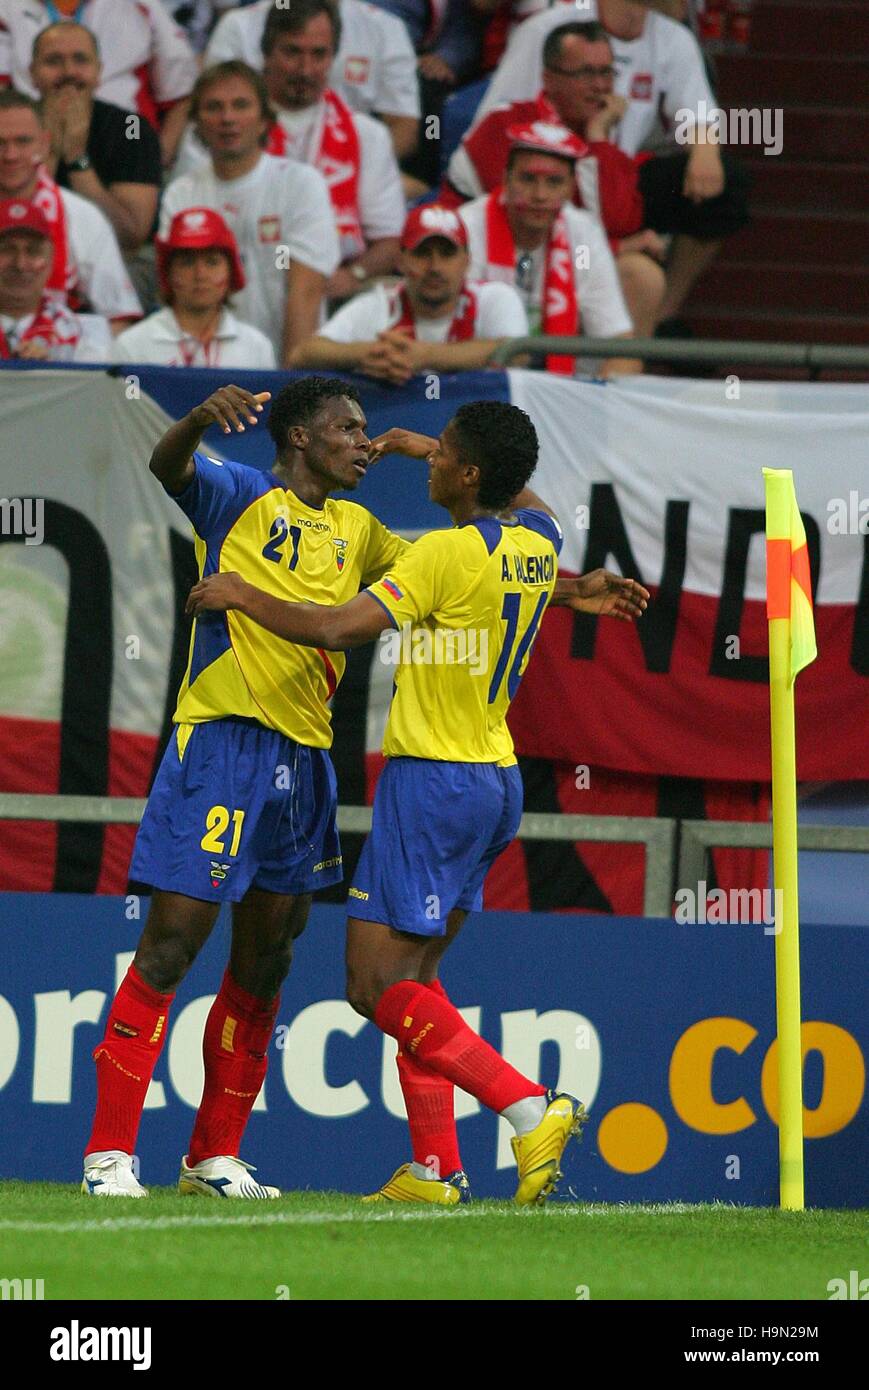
[
  {"xmin": 507, "ymin": 120, "xmax": 588, "ymax": 162},
  {"xmin": 401, "ymin": 203, "xmax": 468, "ymax": 253},
  {"xmin": 156, "ymin": 207, "xmax": 246, "ymax": 300},
  {"xmin": 0, "ymin": 198, "xmax": 53, "ymax": 239}
]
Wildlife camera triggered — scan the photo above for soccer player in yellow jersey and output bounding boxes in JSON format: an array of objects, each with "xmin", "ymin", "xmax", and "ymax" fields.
[
  {"xmin": 189, "ymin": 400, "xmax": 648, "ymax": 1205},
  {"xmin": 82, "ymin": 376, "xmax": 410, "ymax": 1199}
]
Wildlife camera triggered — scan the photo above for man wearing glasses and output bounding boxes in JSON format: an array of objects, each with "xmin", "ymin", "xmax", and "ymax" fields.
[{"xmin": 446, "ymin": 18, "xmax": 748, "ymax": 331}]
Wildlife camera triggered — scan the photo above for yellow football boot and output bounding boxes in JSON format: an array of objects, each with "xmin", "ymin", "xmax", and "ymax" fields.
[
  {"xmin": 362, "ymin": 1164, "xmax": 471, "ymax": 1206},
  {"xmin": 512, "ymin": 1091, "xmax": 587, "ymax": 1206}
]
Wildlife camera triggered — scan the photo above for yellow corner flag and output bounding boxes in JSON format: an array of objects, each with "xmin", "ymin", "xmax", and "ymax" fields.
[{"xmin": 763, "ymin": 468, "xmax": 817, "ymax": 1211}]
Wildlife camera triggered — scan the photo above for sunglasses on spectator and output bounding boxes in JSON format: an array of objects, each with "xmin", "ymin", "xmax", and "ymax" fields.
[{"xmin": 544, "ymin": 64, "xmax": 617, "ymax": 80}]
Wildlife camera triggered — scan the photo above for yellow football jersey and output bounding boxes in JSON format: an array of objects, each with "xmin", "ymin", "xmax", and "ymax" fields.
[
  {"xmin": 171, "ymin": 452, "xmax": 408, "ymax": 747},
  {"xmin": 367, "ymin": 508, "xmax": 563, "ymax": 763}
]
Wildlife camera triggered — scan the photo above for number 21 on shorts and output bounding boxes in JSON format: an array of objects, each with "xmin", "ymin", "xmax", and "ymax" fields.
[{"xmin": 200, "ymin": 804, "xmax": 245, "ymax": 856}]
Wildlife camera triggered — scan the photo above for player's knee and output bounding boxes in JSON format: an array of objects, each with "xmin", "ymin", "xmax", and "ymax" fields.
[
  {"xmin": 134, "ymin": 935, "xmax": 199, "ymax": 993},
  {"xmin": 345, "ymin": 968, "xmax": 378, "ymax": 1020}
]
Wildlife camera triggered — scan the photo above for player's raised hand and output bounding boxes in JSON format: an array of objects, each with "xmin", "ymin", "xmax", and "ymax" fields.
[
  {"xmin": 369, "ymin": 427, "xmax": 439, "ymax": 462},
  {"xmin": 191, "ymin": 387, "xmax": 272, "ymax": 436},
  {"xmin": 553, "ymin": 570, "xmax": 650, "ymax": 621},
  {"xmin": 186, "ymin": 572, "xmax": 250, "ymax": 617}
]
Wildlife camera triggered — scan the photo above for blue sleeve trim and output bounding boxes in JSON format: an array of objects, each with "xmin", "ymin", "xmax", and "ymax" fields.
[
  {"xmin": 513, "ymin": 508, "xmax": 564, "ymax": 556},
  {"xmin": 365, "ymin": 589, "xmax": 400, "ymax": 631}
]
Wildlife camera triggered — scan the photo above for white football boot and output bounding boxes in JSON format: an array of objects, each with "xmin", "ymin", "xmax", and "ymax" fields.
[
  {"xmin": 178, "ymin": 1154, "xmax": 280, "ymax": 1199},
  {"xmin": 82, "ymin": 1151, "xmax": 148, "ymax": 1197}
]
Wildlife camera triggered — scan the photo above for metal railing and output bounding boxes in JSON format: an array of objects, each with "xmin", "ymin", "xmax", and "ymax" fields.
[
  {"xmin": 1, "ymin": 794, "xmax": 867, "ymax": 921},
  {"xmin": 677, "ymin": 820, "xmax": 869, "ymax": 893},
  {"xmin": 490, "ymin": 335, "xmax": 869, "ymax": 375}
]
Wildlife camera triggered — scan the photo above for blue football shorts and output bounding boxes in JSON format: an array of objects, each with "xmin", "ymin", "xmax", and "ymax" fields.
[
  {"xmin": 130, "ymin": 717, "xmax": 342, "ymax": 902},
  {"xmin": 347, "ymin": 757, "xmax": 523, "ymax": 936}
]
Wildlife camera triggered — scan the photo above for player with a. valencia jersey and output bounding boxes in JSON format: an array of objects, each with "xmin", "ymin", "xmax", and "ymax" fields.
[
  {"xmin": 82, "ymin": 376, "xmax": 412, "ymax": 1201},
  {"xmin": 188, "ymin": 401, "xmax": 649, "ymax": 1205}
]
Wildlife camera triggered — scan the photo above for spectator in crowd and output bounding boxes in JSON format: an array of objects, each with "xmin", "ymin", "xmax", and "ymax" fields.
[
  {"xmin": 205, "ymin": 0, "xmax": 421, "ymax": 161},
  {"xmin": 160, "ymin": 62, "xmax": 339, "ymax": 365},
  {"xmin": 158, "ymin": 1, "xmax": 237, "ymax": 53},
  {"xmin": 0, "ymin": 196, "xmax": 110, "ymax": 359},
  {"xmin": 449, "ymin": 21, "xmax": 748, "ymax": 327},
  {"xmin": 458, "ymin": 123, "xmax": 638, "ymax": 376},
  {"xmin": 177, "ymin": 2, "xmax": 404, "ymax": 300},
  {"xmin": 0, "ymin": 91, "xmax": 142, "ymax": 328},
  {"xmin": 29, "ymin": 24, "xmax": 161, "ymax": 253},
  {"xmin": 369, "ymin": 1, "xmax": 485, "ymax": 193},
  {"xmin": 474, "ymin": 0, "xmax": 722, "ymax": 166},
  {"xmin": 291, "ymin": 202, "xmax": 528, "ymax": 383},
  {"xmin": 471, "ymin": 0, "xmax": 690, "ymax": 73},
  {"xmin": 114, "ymin": 207, "xmax": 276, "ymax": 367},
  {"xmin": 0, "ymin": 0, "xmax": 198, "ymax": 166}
]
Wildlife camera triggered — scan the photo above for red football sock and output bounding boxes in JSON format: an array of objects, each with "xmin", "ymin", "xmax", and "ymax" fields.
[
  {"xmin": 85, "ymin": 965, "xmax": 174, "ymax": 1157},
  {"xmin": 187, "ymin": 970, "xmax": 279, "ymax": 1166},
  {"xmin": 376, "ymin": 979, "xmax": 545, "ymax": 1114},
  {"xmin": 396, "ymin": 979, "xmax": 462, "ymax": 1177}
]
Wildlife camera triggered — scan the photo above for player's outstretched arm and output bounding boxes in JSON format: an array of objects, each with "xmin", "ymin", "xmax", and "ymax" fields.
[
  {"xmin": 149, "ymin": 387, "xmax": 271, "ymax": 493},
  {"xmin": 552, "ymin": 571, "xmax": 650, "ymax": 622},
  {"xmin": 368, "ymin": 428, "xmax": 438, "ymax": 461},
  {"xmin": 185, "ymin": 573, "xmax": 393, "ymax": 649}
]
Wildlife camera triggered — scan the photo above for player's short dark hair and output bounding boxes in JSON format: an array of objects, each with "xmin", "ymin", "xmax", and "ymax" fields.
[
  {"xmin": 32, "ymin": 21, "xmax": 100, "ymax": 61},
  {"xmin": 543, "ymin": 21, "xmax": 610, "ymax": 69},
  {"xmin": 262, "ymin": 0, "xmax": 341, "ymax": 57},
  {"xmin": 0, "ymin": 89, "xmax": 43, "ymax": 122},
  {"xmin": 190, "ymin": 60, "xmax": 274, "ymax": 140},
  {"xmin": 450, "ymin": 402, "xmax": 538, "ymax": 511},
  {"xmin": 268, "ymin": 376, "xmax": 362, "ymax": 453}
]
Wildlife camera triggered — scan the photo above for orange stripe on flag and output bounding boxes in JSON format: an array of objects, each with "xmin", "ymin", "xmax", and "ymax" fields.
[
  {"xmin": 791, "ymin": 542, "xmax": 812, "ymax": 608},
  {"xmin": 766, "ymin": 539, "xmax": 792, "ymax": 619}
]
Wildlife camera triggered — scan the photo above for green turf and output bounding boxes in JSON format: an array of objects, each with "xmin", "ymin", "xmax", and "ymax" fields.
[{"xmin": 1, "ymin": 1185, "xmax": 866, "ymax": 1300}]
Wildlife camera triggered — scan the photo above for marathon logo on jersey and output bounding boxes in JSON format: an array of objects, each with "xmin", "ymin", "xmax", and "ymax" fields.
[
  {"xmin": 209, "ymin": 861, "xmax": 232, "ymax": 887},
  {"xmin": 332, "ymin": 537, "xmax": 348, "ymax": 571},
  {"xmin": 631, "ymin": 72, "xmax": 653, "ymax": 101},
  {"xmin": 258, "ymin": 215, "xmax": 281, "ymax": 244},
  {"xmin": 381, "ymin": 579, "xmax": 403, "ymax": 601},
  {"xmin": 344, "ymin": 56, "xmax": 371, "ymax": 86}
]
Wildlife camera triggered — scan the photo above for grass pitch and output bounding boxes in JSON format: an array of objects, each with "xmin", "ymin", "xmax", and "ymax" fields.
[{"xmin": 1, "ymin": 1185, "xmax": 865, "ymax": 1300}]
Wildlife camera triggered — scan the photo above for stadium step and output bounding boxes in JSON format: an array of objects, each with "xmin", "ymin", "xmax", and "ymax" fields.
[
  {"xmin": 693, "ymin": 262, "xmax": 868, "ymax": 315},
  {"xmin": 683, "ymin": 307, "xmax": 869, "ymax": 346},
  {"xmin": 739, "ymin": 159, "xmax": 869, "ymax": 214},
  {"xmin": 731, "ymin": 109, "xmax": 869, "ymax": 168},
  {"xmin": 721, "ymin": 212, "xmax": 869, "ymax": 265},
  {"xmin": 713, "ymin": 55, "xmax": 868, "ymax": 108},
  {"xmin": 749, "ymin": 1, "xmax": 869, "ymax": 56}
]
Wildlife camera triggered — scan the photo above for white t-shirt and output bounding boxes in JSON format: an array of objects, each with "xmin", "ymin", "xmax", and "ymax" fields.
[
  {"xmin": 112, "ymin": 306, "xmax": 277, "ymax": 368},
  {"xmin": 172, "ymin": 100, "xmax": 405, "ymax": 262},
  {"xmin": 0, "ymin": 0, "xmax": 198, "ymax": 113},
  {"xmin": 61, "ymin": 188, "xmax": 143, "ymax": 322},
  {"xmin": 459, "ymin": 195, "xmax": 632, "ymax": 340},
  {"xmin": 205, "ymin": 0, "xmax": 421, "ymax": 119},
  {"xmin": 319, "ymin": 278, "xmax": 529, "ymax": 343},
  {"xmin": 160, "ymin": 154, "xmax": 340, "ymax": 353},
  {"xmin": 0, "ymin": 297, "xmax": 111, "ymax": 361},
  {"xmin": 474, "ymin": 3, "xmax": 716, "ymax": 157}
]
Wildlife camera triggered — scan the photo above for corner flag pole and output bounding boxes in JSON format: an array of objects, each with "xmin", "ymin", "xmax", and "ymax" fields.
[{"xmin": 763, "ymin": 468, "xmax": 817, "ymax": 1212}]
